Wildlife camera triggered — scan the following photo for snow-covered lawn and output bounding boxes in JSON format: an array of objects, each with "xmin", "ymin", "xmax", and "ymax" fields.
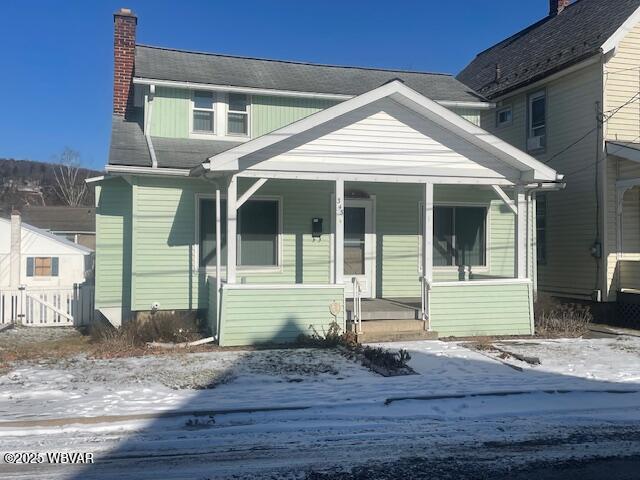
[{"xmin": 1, "ymin": 337, "xmax": 639, "ymax": 479}]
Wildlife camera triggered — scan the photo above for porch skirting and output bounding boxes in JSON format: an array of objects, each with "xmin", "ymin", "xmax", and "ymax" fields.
[
  {"xmin": 209, "ymin": 279, "xmax": 534, "ymax": 346},
  {"xmin": 430, "ymin": 280, "xmax": 534, "ymax": 337},
  {"xmin": 212, "ymin": 283, "xmax": 345, "ymax": 347}
]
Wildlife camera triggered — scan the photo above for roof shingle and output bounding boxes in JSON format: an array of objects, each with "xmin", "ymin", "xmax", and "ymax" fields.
[
  {"xmin": 457, "ymin": 0, "xmax": 640, "ymax": 99},
  {"xmin": 135, "ymin": 45, "xmax": 486, "ymax": 103}
]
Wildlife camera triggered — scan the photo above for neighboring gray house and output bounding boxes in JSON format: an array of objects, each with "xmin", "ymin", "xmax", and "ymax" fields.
[{"xmin": 459, "ymin": 0, "xmax": 640, "ymax": 320}]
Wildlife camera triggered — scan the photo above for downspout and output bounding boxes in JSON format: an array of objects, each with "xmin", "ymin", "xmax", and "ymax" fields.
[
  {"xmin": 203, "ymin": 175, "xmax": 224, "ymax": 342},
  {"xmin": 144, "ymin": 85, "xmax": 158, "ymax": 168}
]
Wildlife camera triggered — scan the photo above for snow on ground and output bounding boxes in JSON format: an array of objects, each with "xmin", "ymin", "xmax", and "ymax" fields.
[
  {"xmin": 1, "ymin": 338, "xmax": 639, "ymax": 422},
  {"xmin": 1, "ymin": 337, "xmax": 640, "ymax": 479}
]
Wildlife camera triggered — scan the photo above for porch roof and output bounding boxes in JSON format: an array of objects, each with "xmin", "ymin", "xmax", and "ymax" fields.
[{"xmin": 195, "ymin": 81, "xmax": 561, "ymax": 185}]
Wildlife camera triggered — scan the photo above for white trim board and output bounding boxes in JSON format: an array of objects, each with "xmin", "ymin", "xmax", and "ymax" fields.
[
  {"xmin": 202, "ymin": 80, "xmax": 559, "ymax": 183},
  {"xmin": 133, "ymin": 76, "xmax": 494, "ymax": 109},
  {"xmin": 601, "ymin": 5, "xmax": 640, "ymax": 55}
]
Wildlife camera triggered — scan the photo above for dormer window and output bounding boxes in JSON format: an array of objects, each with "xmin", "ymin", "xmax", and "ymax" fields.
[
  {"xmin": 227, "ymin": 93, "xmax": 249, "ymax": 135},
  {"xmin": 193, "ymin": 91, "xmax": 215, "ymax": 133}
]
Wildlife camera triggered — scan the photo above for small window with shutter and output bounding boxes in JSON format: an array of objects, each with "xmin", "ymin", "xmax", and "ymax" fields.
[{"xmin": 27, "ymin": 257, "xmax": 59, "ymax": 277}]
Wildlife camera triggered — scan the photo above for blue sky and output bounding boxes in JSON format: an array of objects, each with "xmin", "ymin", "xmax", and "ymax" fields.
[{"xmin": 0, "ymin": 1, "xmax": 547, "ymax": 170}]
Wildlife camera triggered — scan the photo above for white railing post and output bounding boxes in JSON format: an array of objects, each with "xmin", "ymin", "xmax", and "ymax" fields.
[
  {"xmin": 335, "ymin": 179, "xmax": 344, "ymax": 286},
  {"xmin": 422, "ymin": 182, "xmax": 434, "ymax": 329},
  {"xmin": 515, "ymin": 186, "xmax": 527, "ymax": 279},
  {"xmin": 227, "ymin": 176, "xmax": 238, "ymax": 284},
  {"xmin": 351, "ymin": 277, "xmax": 362, "ymax": 334}
]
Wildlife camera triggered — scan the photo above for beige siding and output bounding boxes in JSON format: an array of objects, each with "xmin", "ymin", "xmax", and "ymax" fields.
[
  {"xmin": 605, "ymin": 21, "xmax": 640, "ymax": 142},
  {"xmin": 604, "ymin": 22, "xmax": 640, "ymax": 298},
  {"xmin": 481, "ymin": 62, "xmax": 604, "ymax": 299}
]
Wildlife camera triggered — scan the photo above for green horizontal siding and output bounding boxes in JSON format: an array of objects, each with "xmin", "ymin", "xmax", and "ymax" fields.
[
  {"xmin": 219, "ymin": 287, "xmax": 345, "ymax": 346},
  {"xmin": 95, "ymin": 178, "xmax": 132, "ymax": 309},
  {"xmin": 430, "ymin": 282, "xmax": 533, "ymax": 336}
]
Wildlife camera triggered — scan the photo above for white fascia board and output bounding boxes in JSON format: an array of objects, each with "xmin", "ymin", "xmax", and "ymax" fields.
[
  {"xmin": 206, "ymin": 80, "xmax": 558, "ymax": 182},
  {"xmin": 105, "ymin": 165, "xmax": 191, "ymax": 177},
  {"xmin": 607, "ymin": 141, "xmax": 640, "ymax": 163},
  {"xmin": 85, "ymin": 175, "xmax": 106, "ymax": 184},
  {"xmin": 602, "ymin": 6, "xmax": 640, "ymax": 55},
  {"xmin": 133, "ymin": 76, "xmax": 492, "ymax": 109}
]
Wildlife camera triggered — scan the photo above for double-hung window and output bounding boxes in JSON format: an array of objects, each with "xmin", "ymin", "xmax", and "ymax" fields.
[
  {"xmin": 496, "ymin": 106, "xmax": 512, "ymax": 127},
  {"xmin": 527, "ymin": 90, "xmax": 546, "ymax": 151},
  {"xmin": 420, "ymin": 205, "xmax": 487, "ymax": 268},
  {"xmin": 193, "ymin": 91, "xmax": 215, "ymax": 133},
  {"xmin": 227, "ymin": 93, "xmax": 249, "ymax": 135},
  {"xmin": 199, "ymin": 197, "xmax": 279, "ymax": 268},
  {"xmin": 27, "ymin": 257, "xmax": 59, "ymax": 277}
]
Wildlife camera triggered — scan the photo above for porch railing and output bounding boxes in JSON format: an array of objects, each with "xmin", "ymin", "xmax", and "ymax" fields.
[
  {"xmin": 420, "ymin": 275, "xmax": 432, "ymax": 331},
  {"xmin": 351, "ymin": 277, "xmax": 363, "ymax": 334}
]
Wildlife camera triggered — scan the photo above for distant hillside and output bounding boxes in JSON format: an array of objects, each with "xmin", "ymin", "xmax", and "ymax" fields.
[{"xmin": 0, "ymin": 158, "xmax": 102, "ymax": 214}]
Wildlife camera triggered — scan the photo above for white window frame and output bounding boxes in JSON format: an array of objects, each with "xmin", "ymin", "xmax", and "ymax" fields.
[
  {"xmin": 418, "ymin": 201, "xmax": 491, "ymax": 274},
  {"xmin": 226, "ymin": 93, "xmax": 251, "ymax": 137},
  {"xmin": 527, "ymin": 89, "xmax": 547, "ymax": 151},
  {"xmin": 194, "ymin": 193, "xmax": 283, "ymax": 274},
  {"xmin": 496, "ymin": 105, "xmax": 513, "ymax": 128},
  {"xmin": 190, "ymin": 90, "xmax": 216, "ymax": 137}
]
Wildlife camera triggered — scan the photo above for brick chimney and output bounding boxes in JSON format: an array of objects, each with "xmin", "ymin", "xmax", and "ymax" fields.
[
  {"xmin": 550, "ymin": 0, "xmax": 571, "ymax": 16},
  {"xmin": 113, "ymin": 8, "xmax": 137, "ymax": 116}
]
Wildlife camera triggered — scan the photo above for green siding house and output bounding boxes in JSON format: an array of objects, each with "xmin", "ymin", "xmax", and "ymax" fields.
[{"xmin": 94, "ymin": 9, "xmax": 562, "ymax": 346}]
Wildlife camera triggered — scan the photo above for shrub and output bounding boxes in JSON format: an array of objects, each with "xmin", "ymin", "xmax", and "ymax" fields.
[
  {"xmin": 90, "ymin": 311, "xmax": 203, "ymax": 350},
  {"xmin": 534, "ymin": 295, "xmax": 592, "ymax": 337}
]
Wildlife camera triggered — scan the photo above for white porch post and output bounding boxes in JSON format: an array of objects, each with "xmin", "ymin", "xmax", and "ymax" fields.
[
  {"xmin": 215, "ymin": 188, "xmax": 222, "ymax": 330},
  {"xmin": 423, "ymin": 183, "xmax": 434, "ymax": 285},
  {"xmin": 227, "ymin": 176, "xmax": 237, "ymax": 284},
  {"xmin": 335, "ymin": 179, "xmax": 344, "ymax": 285},
  {"xmin": 515, "ymin": 186, "xmax": 527, "ymax": 279}
]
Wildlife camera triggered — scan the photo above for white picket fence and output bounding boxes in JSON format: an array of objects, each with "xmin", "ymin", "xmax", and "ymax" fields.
[{"xmin": 0, "ymin": 284, "xmax": 94, "ymax": 327}]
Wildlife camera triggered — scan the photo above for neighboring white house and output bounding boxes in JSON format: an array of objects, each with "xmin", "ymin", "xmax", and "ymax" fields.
[{"xmin": 0, "ymin": 213, "xmax": 93, "ymax": 289}]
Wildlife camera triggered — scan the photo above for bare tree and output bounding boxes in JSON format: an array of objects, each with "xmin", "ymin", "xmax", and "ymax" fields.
[{"xmin": 53, "ymin": 148, "xmax": 88, "ymax": 207}]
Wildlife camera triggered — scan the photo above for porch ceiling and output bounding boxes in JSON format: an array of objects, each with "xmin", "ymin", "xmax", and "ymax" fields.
[{"xmin": 196, "ymin": 81, "xmax": 561, "ymax": 185}]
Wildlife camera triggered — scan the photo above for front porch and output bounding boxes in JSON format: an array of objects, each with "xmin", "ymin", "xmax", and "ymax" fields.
[{"xmin": 195, "ymin": 81, "xmax": 560, "ymax": 346}]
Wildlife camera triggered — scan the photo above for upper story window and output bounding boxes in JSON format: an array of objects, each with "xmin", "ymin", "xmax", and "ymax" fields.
[
  {"xmin": 227, "ymin": 93, "xmax": 249, "ymax": 136},
  {"xmin": 192, "ymin": 91, "xmax": 215, "ymax": 133},
  {"xmin": 527, "ymin": 90, "xmax": 546, "ymax": 151},
  {"xmin": 496, "ymin": 105, "xmax": 512, "ymax": 127}
]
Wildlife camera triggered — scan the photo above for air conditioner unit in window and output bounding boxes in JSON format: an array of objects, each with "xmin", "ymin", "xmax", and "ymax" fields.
[{"xmin": 527, "ymin": 135, "xmax": 546, "ymax": 151}]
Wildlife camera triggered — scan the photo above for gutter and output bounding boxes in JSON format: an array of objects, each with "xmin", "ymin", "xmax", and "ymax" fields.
[
  {"xmin": 144, "ymin": 85, "xmax": 158, "ymax": 168},
  {"xmin": 133, "ymin": 77, "xmax": 493, "ymax": 109}
]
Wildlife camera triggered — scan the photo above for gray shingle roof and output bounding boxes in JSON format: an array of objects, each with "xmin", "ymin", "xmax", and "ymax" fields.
[
  {"xmin": 21, "ymin": 206, "xmax": 95, "ymax": 233},
  {"xmin": 108, "ymin": 115, "xmax": 240, "ymax": 170},
  {"xmin": 457, "ymin": 0, "xmax": 640, "ymax": 99},
  {"xmin": 135, "ymin": 45, "xmax": 486, "ymax": 103}
]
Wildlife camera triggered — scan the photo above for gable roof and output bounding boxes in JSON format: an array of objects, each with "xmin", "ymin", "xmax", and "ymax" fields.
[
  {"xmin": 135, "ymin": 44, "xmax": 486, "ymax": 104},
  {"xmin": 0, "ymin": 217, "xmax": 93, "ymax": 254},
  {"xmin": 21, "ymin": 206, "xmax": 95, "ymax": 234},
  {"xmin": 199, "ymin": 81, "xmax": 560, "ymax": 184},
  {"xmin": 457, "ymin": 0, "xmax": 640, "ymax": 99}
]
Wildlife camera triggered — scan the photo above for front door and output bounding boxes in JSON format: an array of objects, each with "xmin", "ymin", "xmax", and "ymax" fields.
[{"xmin": 344, "ymin": 199, "xmax": 374, "ymax": 298}]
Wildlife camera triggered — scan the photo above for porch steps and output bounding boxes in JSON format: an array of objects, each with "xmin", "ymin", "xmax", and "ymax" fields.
[
  {"xmin": 354, "ymin": 319, "xmax": 438, "ymax": 343},
  {"xmin": 346, "ymin": 299, "xmax": 418, "ymax": 321}
]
